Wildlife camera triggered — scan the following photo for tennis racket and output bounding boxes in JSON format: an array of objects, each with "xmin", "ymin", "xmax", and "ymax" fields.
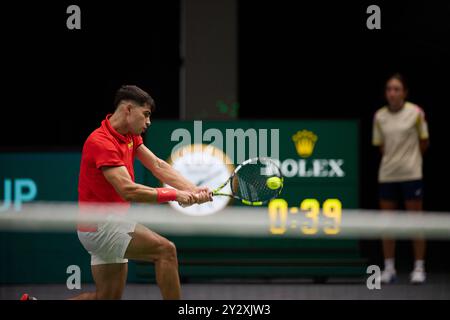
[{"xmin": 211, "ymin": 157, "xmax": 284, "ymax": 206}]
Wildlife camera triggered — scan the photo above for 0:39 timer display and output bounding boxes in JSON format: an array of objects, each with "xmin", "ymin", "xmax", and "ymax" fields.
[{"xmin": 268, "ymin": 198, "xmax": 342, "ymax": 236}]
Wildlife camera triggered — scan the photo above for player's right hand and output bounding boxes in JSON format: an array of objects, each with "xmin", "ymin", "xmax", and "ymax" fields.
[{"xmin": 176, "ymin": 190, "xmax": 197, "ymax": 207}]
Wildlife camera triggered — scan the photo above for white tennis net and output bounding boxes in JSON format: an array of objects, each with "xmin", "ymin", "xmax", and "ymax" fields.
[{"xmin": 0, "ymin": 202, "xmax": 449, "ymax": 239}]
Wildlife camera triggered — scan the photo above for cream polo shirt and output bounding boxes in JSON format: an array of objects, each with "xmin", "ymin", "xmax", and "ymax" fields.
[{"xmin": 373, "ymin": 102, "xmax": 429, "ymax": 183}]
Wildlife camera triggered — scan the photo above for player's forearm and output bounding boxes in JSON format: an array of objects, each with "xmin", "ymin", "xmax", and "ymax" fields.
[
  {"xmin": 121, "ymin": 183, "xmax": 159, "ymax": 203},
  {"xmin": 152, "ymin": 159, "xmax": 196, "ymax": 191},
  {"xmin": 120, "ymin": 182, "xmax": 197, "ymax": 205},
  {"xmin": 136, "ymin": 146, "xmax": 197, "ymax": 191}
]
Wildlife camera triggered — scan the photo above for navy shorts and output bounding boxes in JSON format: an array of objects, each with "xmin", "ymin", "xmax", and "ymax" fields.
[{"xmin": 379, "ymin": 179, "xmax": 423, "ymax": 201}]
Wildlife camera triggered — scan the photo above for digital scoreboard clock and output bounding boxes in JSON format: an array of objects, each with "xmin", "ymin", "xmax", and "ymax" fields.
[{"xmin": 268, "ymin": 198, "xmax": 342, "ymax": 236}]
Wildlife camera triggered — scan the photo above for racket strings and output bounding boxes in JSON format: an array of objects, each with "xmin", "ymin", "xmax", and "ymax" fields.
[
  {"xmin": 235, "ymin": 175, "xmax": 259, "ymax": 200},
  {"xmin": 232, "ymin": 159, "xmax": 281, "ymax": 202}
]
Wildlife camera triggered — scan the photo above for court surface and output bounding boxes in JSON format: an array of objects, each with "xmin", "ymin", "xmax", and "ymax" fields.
[{"xmin": 1, "ymin": 274, "xmax": 449, "ymax": 300}]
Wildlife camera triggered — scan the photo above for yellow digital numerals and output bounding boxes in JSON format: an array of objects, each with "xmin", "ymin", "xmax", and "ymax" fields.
[
  {"xmin": 268, "ymin": 198, "xmax": 342, "ymax": 236},
  {"xmin": 268, "ymin": 199, "xmax": 289, "ymax": 235},
  {"xmin": 322, "ymin": 199, "xmax": 342, "ymax": 235}
]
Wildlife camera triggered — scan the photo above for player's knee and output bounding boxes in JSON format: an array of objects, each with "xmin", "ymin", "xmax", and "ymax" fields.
[{"xmin": 159, "ymin": 240, "xmax": 177, "ymax": 261}]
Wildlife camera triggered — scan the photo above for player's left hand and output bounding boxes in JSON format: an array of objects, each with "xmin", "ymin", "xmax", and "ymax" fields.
[
  {"xmin": 194, "ymin": 186, "xmax": 212, "ymax": 197},
  {"xmin": 194, "ymin": 187, "xmax": 213, "ymax": 203}
]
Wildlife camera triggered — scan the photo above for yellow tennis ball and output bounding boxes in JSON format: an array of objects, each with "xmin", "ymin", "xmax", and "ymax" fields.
[{"xmin": 266, "ymin": 176, "xmax": 282, "ymax": 190}]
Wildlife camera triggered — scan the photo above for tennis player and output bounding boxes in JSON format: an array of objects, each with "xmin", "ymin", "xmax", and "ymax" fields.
[
  {"xmin": 22, "ymin": 85, "xmax": 212, "ymax": 300},
  {"xmin": 373, "ymin": 74, "xmax": 429, "ymax": 284}
]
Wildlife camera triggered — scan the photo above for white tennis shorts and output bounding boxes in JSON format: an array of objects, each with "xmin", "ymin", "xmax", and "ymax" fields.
[{"xmin": 77, "ymin": 215, "xmax": 136, "ymax": 265}]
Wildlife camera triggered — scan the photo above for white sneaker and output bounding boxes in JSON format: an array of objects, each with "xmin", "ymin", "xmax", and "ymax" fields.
[
  {"xmin": 410, "ymin": 269, "xmax": 426, "ymax": 284},
  {"xmin": 379, "ymin": 269, "xmax": 397, "ymax": 284}
]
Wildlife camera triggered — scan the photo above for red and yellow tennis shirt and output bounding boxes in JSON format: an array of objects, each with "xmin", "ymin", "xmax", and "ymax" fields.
[{"xmin": 77, "ymin": 114, "xmax": 143, "ymax": 231}]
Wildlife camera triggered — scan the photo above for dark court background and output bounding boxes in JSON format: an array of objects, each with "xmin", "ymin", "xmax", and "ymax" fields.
[{"xmin": 1, "ymin": 1, "xmax": 450, "ymax": 271}]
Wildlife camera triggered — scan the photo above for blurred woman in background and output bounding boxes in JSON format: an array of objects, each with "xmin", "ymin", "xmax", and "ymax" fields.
[{"xmin": 372, "ymin": 73, "xmax": 429, "ymax": 284}]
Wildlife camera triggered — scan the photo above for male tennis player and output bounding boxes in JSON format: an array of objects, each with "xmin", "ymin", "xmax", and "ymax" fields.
[{"xmin": 22, "ymin": 85, "xmax": 212, "ymax": 301}]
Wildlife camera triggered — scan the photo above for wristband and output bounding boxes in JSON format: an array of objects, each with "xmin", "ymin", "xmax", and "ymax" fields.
[{"xmin": 156, "ymin": 188, "xmax": 177, "ymax": 203}]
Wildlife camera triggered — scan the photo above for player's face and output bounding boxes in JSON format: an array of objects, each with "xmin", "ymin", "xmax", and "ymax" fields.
[
  {"xmin": 385, "ymin": 78, "xmax": 406, "ymax": 107},
  {"xmin": 128, "ymin": 104, "xmax": 151, "ymax": 135}
]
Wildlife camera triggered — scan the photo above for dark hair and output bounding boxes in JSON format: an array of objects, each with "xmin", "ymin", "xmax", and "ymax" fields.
[
  {"xmin": 114, "ymin": 85, "xmax": 155, "ymax": 111},
  {"xmin": 386, "ymin": 73, "xmax": 408, "ymax": 92}
]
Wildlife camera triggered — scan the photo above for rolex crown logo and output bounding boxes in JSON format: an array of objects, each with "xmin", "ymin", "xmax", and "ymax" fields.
[{"xmin": 292, "ymin": 130, "xmax": 318, "ymax": 158}]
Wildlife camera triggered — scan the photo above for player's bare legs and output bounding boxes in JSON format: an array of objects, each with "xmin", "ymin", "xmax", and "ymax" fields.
[
  {"xmin": 69, "ymin": 263, "xmax": 128, "ymax": 300},
  {"xmin": 380, "ymin": 200, "xmax": 397, "ymax": 259},
  {"xmin": 406, "ymin": 199, "xmax": 426, "ymax": 283},
  {"xmin": 125, "ymin": 223, "xmax": 181, "ymax": 299},
  {"xmin": 379, "ymin": 200, "xmax": 398, "ymax": 283},
  {"xmin": 405, "ymin": 199, "xmax": 426, "ymax": 260}
]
